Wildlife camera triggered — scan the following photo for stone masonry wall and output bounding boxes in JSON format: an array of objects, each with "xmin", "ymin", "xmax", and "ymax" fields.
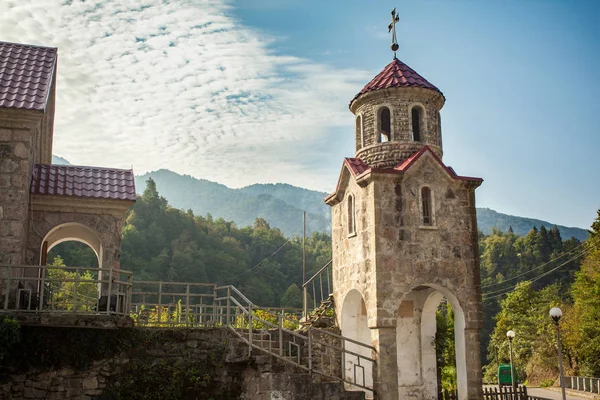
[
  {"xmin": 329, "ymin": 152, "xmax": 483, "ymax": 399},
  {"xmin": 373, "ymin": 153, "xmax": 483, "ymax": 399},
  {"xmin": 0, "ymin": 326, "xmax": 365, "ymax": 400},
  {"xmin": 332, "ymin": 172, "xmax": 378, "ymax": 328},
  {"xmin": 25, "ymin": 205, "xmax": 127, "ymax": 269},
  {"xmin": 0, "ymin": 328, "xmax": 247, "ymax": 400},
  {"xmin": 0, "ymin": 111, "xmax": 42, "ymax": 266},
  {"xmin": 351, "ymin": 87, "xmax": 444, "ymax": 156}
]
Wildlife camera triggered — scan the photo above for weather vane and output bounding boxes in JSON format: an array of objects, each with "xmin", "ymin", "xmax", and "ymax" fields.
[{"xmin": 388, "ymin": 8, "xmax": 400, "ymax": 58}]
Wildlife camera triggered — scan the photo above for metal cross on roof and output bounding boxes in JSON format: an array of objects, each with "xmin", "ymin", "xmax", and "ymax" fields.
[{"xmin": 388, "ymin": 8, "xmax": 400, "ymax": 58}]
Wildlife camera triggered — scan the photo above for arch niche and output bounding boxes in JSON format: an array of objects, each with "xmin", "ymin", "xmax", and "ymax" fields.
[
  {"xmin": 40, "ymin": 222, "xmax": 103, "ymax": 268},
  {"xmin": 396, "ymin": 285, "xmax": 467, "ymax": 400},
  {"xmin": 341, "ymin": 289, "xmax": 373, "ymax": 395}
]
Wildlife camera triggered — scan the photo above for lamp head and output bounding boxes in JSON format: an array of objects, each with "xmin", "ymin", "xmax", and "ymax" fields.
[
  {"xmin": 506, "ymin": 330, "xmax": 515, "ymax": 339},
  {"xmin": 549, "ymin": 307, "xmax": 562, "ymax": 324}
]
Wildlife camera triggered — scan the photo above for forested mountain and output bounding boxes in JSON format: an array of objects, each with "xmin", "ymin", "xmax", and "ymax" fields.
[
  {"xmin": 134, "ymin": 170, "xmax": 330, "ymax": 237},
  {"xmin": 477, "ymin": 208, "xmax": 587, "ymax": 242},
  {"xmin": 120, "ymin": 178, "xmax": 330, "ymax": 307},
  {"xmin": 135, "ymin": 169, "xmax": 588, "ymax": 240}
]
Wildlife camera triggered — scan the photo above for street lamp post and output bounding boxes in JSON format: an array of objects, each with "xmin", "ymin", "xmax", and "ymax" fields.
[
  {"xmin": 550, "ymin": 307, "xmax": 567, "ymax": 400},
  {"xmin": 506, "ymin": 330, "xmax": 517, "ymax": 393}
]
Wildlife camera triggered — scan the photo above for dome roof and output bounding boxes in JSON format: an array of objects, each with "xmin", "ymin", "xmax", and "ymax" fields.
[{"xmin": 352, "ymin": 58, "xmax": 442, "ymax": 104}]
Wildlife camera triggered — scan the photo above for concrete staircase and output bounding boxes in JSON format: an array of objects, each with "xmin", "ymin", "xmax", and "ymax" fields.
[{"xmin": 301, "ymin": 295, "xmax": 336, "ymax": 329}]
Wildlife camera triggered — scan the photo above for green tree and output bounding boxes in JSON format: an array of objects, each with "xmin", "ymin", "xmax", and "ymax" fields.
[
  {"xmin": 46, "ymin": 256, "xmax": 98, "ymax": 311},
  {"xmin": 280, "ymin": 284, "xmax": 303, "ymax": 308},
  {"xmin": 484, "ymin": 281, "xmax": 562, "ymax": 383},
  {"xmin": 565, "ymin": 210, "xmax": 600, "ymax": 375}
]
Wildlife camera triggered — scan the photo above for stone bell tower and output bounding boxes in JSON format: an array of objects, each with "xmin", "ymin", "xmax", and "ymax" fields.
[{"xmin": 325, "ymin": 10, "xmax": 484, "ymax": 400}]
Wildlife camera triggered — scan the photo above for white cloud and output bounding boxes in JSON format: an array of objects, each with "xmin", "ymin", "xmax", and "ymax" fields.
[{"xmin": 0, "ymin": 0, "xmax": 370, "ymax": 190}]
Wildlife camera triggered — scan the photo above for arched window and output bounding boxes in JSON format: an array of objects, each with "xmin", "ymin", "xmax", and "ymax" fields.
[
  {"xmin": 379, "ymin": 106, "xmax": 391, "ymax": 142},
  {"xmin": 355, "ymin": 115, "xmax": 363, "ymax": 150},
  {"xmin": 347, "ymin": 194, "xmax": 355, "ymax": 235},
  {"xmin": 421, "ymin": 187, "xmax": 432, "ymax": 225},
  {"xmin": 412, "ymin": 106, "xmax": 424, "ymax": 142}
]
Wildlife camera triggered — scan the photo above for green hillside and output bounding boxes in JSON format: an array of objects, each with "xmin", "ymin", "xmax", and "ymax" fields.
[
  {"xmin": 135, "ymin": 169, "xmax": 588, "ymax": 241},
  {"xmin": 135, "ymin": 170, "xmax": 329, "ymax": 237}
]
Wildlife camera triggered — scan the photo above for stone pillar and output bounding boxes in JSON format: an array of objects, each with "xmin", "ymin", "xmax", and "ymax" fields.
[
  {"xmin": 464, "ymin": 328, "xmax": 483, "ymax": 400},
  {"xmin": 0, "ymin": 125, "xmax": 35, "ymax": 266},
  {"xmin": 371, "ymin": 326, "xmax": 399, "ymax": 400},
  {"xmin": 396, "ymin": 300, "xmax": 423, "ymax": 399}
]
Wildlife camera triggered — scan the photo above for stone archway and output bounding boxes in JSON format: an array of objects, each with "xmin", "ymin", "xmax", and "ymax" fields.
[
  {"xmin": 41, "ymin": 222, "xmax": 103, "ymax": 268},
  {"xmin": 341, "ymin": 289, "xmax": 373, "ymax": 394},
  {"xmin": 397, "ymin": 285, "xmax": 468, "ymax": 400}
]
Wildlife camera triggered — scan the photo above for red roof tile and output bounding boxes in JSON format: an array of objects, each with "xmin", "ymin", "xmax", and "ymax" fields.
[
  {"xmin": 344, "ymin": 158, "xmax": 370, "ymax": 176},
  {"xmin": 31, "ymin": 164, "xmax": 136, "ymax": 201},
  {"xmin": 326, "ymin": 147, "xmax": 482, "ymax": 202},
  {"xmin": 352, "ymin": 58, "xmax": 442, "ymax": 103},
  {"xmin": 0, "ymin": 41, "xmax": 57, "ymax": 111}
]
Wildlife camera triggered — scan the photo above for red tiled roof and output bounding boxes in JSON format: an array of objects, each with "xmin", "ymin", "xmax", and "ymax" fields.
[
  {"xmin": 352, "ymin": 58, "xmax": 442, "ymax": 104},
  {"xmin": 0, "ymin": 41, "xmax": 57, "ymax": 111},
  {"xmin": 326, "ymin": 146, "xmax": 482, "ymax": 202},
  {"xmin": 344, "ymin": 158, "xmax": 370, "ymax": 176},
  {"xmin": 31, "ymin": 164, "xmax": 136, "ymax": 201}
]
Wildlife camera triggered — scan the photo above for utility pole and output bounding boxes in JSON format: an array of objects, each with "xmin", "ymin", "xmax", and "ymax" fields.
[
  {"xmin": 550, "ymin": 307, "xmax": 567, "ymax": 400},
  {"xmin": 302, "ymin": 211, "xmax": 307, "ymax": 318}
]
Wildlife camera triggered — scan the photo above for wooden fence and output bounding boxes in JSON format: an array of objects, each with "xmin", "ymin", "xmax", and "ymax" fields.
[{"xmin": 441, "ymin": 386, "xmax": 551, "ymax": 400}]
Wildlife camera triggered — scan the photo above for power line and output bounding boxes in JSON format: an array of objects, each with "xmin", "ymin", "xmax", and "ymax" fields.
[
  {"xmin": 482, "ymin": 248, "xmax": 590, "ymax": 302},
  {"xmin": 224, "ymin": 239, "xmax": 292, "ymax": 283},
  {"xmin": 481, "ymin": 243, "xmax": 585, "ymax": 289},
  {"xmin": 483, "ymin": 248, "xmax": 588, "ymax": 299}
]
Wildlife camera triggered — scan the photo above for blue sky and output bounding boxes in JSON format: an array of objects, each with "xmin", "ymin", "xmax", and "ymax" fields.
[
  {"xmin": 234, "ymin": 0, "xmax": 600, "ymax": 230},
  {"xmin": 1, "ymin": 0, "xmax": 598, "ymax": 229}
]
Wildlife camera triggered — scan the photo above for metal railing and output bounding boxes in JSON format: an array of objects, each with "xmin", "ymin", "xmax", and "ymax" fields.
[
  {"xmin": 303, "ymin": 260, "xmax": 333, "ymax": 317},
  {"xmin": 565, "ymin": 376, "xmax": 600, "ymax": 394},
  {"xmin": 130, "ymin": 281, "xmax": 217, "ymax": 327},
  {"xmin": 214, "ymin": 284, "xmax": 376, "ymax": 393},
  {"xmin": 0, "ymin": 265, "xmax": 132, "ymax": 316},
  {"xmin": 129, "ymin": 282, "xmax": 303, "ymax": 327}
]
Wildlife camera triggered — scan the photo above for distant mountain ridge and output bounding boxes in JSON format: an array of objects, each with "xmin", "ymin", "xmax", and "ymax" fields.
[
  {"xmin": 134, "ymin": 169, "xmax": 589, "ymax": 241},
  {"xmin": 50, "ymin": 156, "xmax": 587, "ymax": 240},
  {"xmin": 135, "ymin": 170, "xmax": 330, "ymax": 236}
]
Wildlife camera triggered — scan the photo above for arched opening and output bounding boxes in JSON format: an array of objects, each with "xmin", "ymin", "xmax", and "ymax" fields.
[
  {"xmin": 41, "ymin": 222, "xmax": 103, "ymax": 267},
  {"xmin": 347, "ymin": 194, "xmax": 355, "ymax": 236},
  {"xmin": 37, "ymin": 223, "xmax": 105, "ymax": 312},
  {"xmin": 341, "ymin": 289, "xmax": 373, "ymax": 395},
  {"xmin": 378, "ymin": 106, "xmax": 391, "ymax": 142},
  {"xmin": 397, "ymin": 286, "xmax": 467, "ymax": 400},
  {"xmin": 355, "ymin": 115, "xmax": 363, "ymax": 151},
  {"xmin": 421, "ymin": 186, "xmax": 433, "ymax": 226},
  {"xmin": 45, "ymin": 241, "xmax": 101, "ymax": 312},
  {"xmin": 411, "ymin": 106, "xmax": 424, "ymax": 142}
]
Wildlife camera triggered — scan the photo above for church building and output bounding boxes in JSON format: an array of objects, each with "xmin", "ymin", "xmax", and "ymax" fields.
[{"xmin": 325, "ymin": 11, "xmax": 484, "ymax": 400}]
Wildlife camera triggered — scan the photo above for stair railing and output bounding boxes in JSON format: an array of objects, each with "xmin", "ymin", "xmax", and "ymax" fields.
[
  {"xmin": 302, "ymin": 260, "xmax": 333, "ymax": 318},
  {"xmin": 214, "ymin": 284, "xmax": 375, "ymax": 393}
]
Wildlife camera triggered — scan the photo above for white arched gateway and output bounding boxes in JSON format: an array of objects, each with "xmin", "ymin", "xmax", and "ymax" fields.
[
  {"xmin": 397, "ymin": 285, "xmax": 468, "ymax": 400},
  {"xmin": 40, "ymin": 222, "xmax": 103, "ymax": 268},
  {"xmin": 341, "ymin": 289, "xmax": 373, "ymax": 396}
]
